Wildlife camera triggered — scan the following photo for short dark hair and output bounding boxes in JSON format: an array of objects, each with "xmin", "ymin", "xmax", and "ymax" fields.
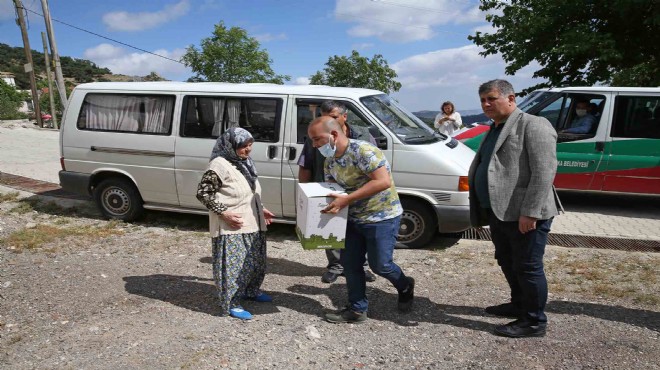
[
  {"xmin": 320, "ymin": 100, "xmax": 347, "ymax": 115},
  {"xmin": 478, "ymin": 79, "xmax": 515, "ymax": 96}
]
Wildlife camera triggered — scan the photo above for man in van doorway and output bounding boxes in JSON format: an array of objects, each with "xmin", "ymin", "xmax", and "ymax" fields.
[
  {"xmin": 298, "ymin": 100, "xmax": 377, "ymax": 284},
  {"xmin": 307, "ymin": 116, "xmax": 415, "ymax": 323},
  {"xmin": 468, "ymin": 79, "xmax": 560, "ymax": 338}
]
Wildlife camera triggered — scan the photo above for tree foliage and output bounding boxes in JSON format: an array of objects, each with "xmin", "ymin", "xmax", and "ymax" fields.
[
  {"xmin": 0, "ymin": 79, "xmax": 29, "ymax": 119},
  {"xmin": 310, "ymin": 51, "xmax": 402, "ymax": 94},
  {"xmin": 182, "ymin": 22, "xmax": 289, "ymax": 84},
  {"xmin": 468, "ymin": 0, "xmax": 659, "ymax": 93}
]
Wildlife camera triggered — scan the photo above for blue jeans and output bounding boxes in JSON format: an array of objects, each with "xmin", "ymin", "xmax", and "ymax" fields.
[
  {"xmin": 341, "ymin": 216, "xmax": 409, "ymax": 312},
  {"xmin": 489, "ymin": 212, "xmax": 553, "ymax": 323}
]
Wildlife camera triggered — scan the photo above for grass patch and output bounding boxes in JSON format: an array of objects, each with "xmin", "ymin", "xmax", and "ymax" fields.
[
  {"xmin": 2, "ymin": 222, "xmax": 125, "ymax": 251},
  {"xmin": 0, "ymin": 191, "xmax": 20, "ymax": 203}
]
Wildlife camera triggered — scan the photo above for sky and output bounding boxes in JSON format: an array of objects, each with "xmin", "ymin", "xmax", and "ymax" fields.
[{"xmin": 0, "ymin": 0, "xmax": 544, "ymax": 112}]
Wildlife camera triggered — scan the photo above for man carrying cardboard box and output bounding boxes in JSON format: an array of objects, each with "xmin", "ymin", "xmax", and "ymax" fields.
[{"xmin": 307, "ymin": 116, "xmax": 415, "ymax": 324}]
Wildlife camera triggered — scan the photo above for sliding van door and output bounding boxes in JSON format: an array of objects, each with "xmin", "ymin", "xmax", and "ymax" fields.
[{"xmin": 174, "ymin": 94, "xmax": 286, "ymax": 216}]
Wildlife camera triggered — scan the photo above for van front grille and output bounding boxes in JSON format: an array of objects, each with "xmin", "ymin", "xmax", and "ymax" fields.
[{"xmin": 432, "ymin": 192, "xmax": 451, "ymax": 202}]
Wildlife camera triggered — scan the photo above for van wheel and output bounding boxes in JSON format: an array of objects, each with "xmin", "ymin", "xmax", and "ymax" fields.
[
  {"xmin": 93, "ymin": 178, "xmax": 144, "ymax": 221},
  {"xmin": 398, "ymin": 198, "xmax": 436, "ymax": 248}
]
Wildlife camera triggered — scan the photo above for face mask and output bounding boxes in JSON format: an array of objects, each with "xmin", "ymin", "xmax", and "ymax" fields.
[
  {"xmin": 318, "ymin": 135, "xmax": 336, "ymax": 158},
  {"xmin": 575, "ymin": 109, "xmax": 587, "ymax": 117}
]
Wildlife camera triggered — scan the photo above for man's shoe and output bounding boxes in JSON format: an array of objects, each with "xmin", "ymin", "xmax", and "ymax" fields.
[
  {"xmin": 321, "ymin": 271, "xmax": 341, "ymax": 284},
  {"xmin": 494, "ymin": 319, "xmax": 546, "ymax": 338},
  {"xmin": 324, "ymin": 307, "xmax": 367, "ymax": 324},
  {"xmin": 485, "ymin": 302, "xmax": 523, "ymax": 318},
  {"xmin": 229, "ymin": 307, "xmax": 253, "ymax": 320},
  {"xmin": 364, "ymin": 270, "xmax": 377, "ymax": 282},
  {"xmin": 397, "ymin": 277, "xmax": 415, "ymax": 313}
]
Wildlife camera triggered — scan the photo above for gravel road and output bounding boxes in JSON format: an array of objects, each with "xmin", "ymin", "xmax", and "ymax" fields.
[{"xmin": 0, "ymin": 189, "xmax": 658, "ymax": 369}]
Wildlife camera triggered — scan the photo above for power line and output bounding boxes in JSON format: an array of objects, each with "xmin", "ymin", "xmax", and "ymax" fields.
[
  {"xmin": 20, "ymin": 6, "xmax": 185, "ymax": 65},
  {"xmin": 369, "ymin": 0, "xmax": 473, "ymax": 14}
]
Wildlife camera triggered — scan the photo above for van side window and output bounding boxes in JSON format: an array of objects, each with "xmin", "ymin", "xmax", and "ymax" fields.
[
  {"xmin": 612, "ymin": 96, "xmax": 660, "ymax": 139},
  {"xmin": 77, "ymin": 94, "xmax": 175, "ymax": 135},
  {"xmin": 181, "ymin": 96, "xmax": 282, "ymax": 143},
  {"xmin": 181, "ymin": 96, "xmax": 281, "ymax": 142},
  {"xmin": 295, "ymin": 101, "xmax": 387, "ymax": 149}
]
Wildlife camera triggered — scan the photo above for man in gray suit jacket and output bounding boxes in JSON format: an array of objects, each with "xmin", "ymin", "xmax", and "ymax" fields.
[{"xmin": 468, "ymin": 79, "xmax": 560, "ymax": 338}]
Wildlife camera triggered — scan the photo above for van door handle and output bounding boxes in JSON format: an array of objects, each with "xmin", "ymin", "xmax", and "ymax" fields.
[
  {"xmin": 267, "ymin": 145, "xmax": 278, "ymax": 159},
  {"xmin": 288, "ymin": 147, "xmax": 297, "ymax": 161},
  {"xmin": 595, "ymin": 141, "xmax": 605, "ymax": 152}
]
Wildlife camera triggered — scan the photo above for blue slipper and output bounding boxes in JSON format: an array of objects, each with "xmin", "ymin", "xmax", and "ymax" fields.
[
  {"xmin": 244, "ymin": 293, "xmax": 273, "ymax": 303},
  {"xmin": 229, "ymin": 307, "xmax": 253, "ymax": 320}
]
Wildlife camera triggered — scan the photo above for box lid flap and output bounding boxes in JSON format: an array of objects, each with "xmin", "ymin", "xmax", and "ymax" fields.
[{"xmin": 297, "ymin": 182, "xmax": 345, "ymax": 197}]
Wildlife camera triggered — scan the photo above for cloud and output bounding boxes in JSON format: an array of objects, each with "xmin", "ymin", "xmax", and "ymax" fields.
[
  {"xmin": 335, "ymin": 0, "xmax": 484, "ymax": 42},
  {"xmin": 254, "ymin": 33, "xmax": 287, "ymax": 42},
  {"xmin": 83, "ymin": 43, "xmax": 191, "ymax": 79},
  {"xmin": 293, "ymin": 77, "xmax": 310, "ymax": 85},
  {"xmin": 102, "ymin": 0, "xmax": 190, "ymax": 32},
  {"xmin": 390, "ymin": 44, "xmax": 545, "ymax": 111}
]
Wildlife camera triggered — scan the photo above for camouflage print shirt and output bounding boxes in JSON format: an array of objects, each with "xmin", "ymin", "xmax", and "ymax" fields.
[{"xmin": 324, "ymin": 139, "xmax": 403, "ymax": 223}]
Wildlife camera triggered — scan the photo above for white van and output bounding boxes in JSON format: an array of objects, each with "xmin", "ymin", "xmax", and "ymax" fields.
[{"xmin": 59, "ymin": 82, "xmax": 475, "ymax": 247}]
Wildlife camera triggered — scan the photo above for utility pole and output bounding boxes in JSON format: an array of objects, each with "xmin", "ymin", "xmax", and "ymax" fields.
[
  {"xmin": 40, "ymin": 0, "xmax": 67, "ymax": 109},
  {"xmin": 41, "ymin": 32, "xmax": 58, "ymax": 129},
  {"xmin": 13, "ymin": 0, "xmax": 43, "ymax": 128}
]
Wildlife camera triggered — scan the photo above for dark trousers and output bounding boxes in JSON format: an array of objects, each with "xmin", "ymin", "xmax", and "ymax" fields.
[
  {"xmin": 488, "ymin": 211, "xmax": 553, "ymax": 324},
  {"xmin": 326, "ymin": 249, "xmax": 368, "ymax": 274}
]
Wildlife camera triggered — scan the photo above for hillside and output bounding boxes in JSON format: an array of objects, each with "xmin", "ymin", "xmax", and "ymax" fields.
[{"xmin": 0, "ymin": 43, "xmax": 168, "ymax": 90}]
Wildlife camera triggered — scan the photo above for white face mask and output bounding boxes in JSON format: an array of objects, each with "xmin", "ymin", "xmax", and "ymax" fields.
[
  {"xmin": 318, "ymin": 135, "xmax": 336, "ymax": 158},
  {"xmin": 575, "ymin": 109, "xmax": 587, "ymax": 117}
]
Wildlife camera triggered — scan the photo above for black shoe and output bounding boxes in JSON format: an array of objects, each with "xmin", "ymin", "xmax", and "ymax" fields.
[
  {"xmin": 494, "ymin": 319, "xmax": 546, "ymax": 338},
  {"xmin": 485, "ymin": 302, "xmax": 523, "ymax": 318},
  {"xmin": 324, "ymin": 307, "xmax": 367, "ymax": 324},
  {"xmin": 397, "ymin": 277, "xmax": 415, "ymax": 313},
  {"xmin": 321, "ymin": 271, "xmax": 341, "ymax": 284},
  {"xmin": 364, "ymin": 270, "xmax": 377, "ymax": 282}
]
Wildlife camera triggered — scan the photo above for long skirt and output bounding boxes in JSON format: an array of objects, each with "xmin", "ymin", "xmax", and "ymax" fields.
[{"xmin": 211, "ymin": 231, "xmax": 267, "ymax": 315}]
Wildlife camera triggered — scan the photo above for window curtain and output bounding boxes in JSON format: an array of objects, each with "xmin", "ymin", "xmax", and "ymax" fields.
[
  {"xmin": 142, "ymin": 97, "xmax": 174, "ymax": 133},
  {"xmin": 211, "ymin": 98, "xmax": 226, "ymax": 137},
  {"xmin": 227, "ymin": 99, "xmax": 241, "ymax": 128},
  {"xmin": 82, "ymin": 95, "xmax": 140, "ymax": 131}
]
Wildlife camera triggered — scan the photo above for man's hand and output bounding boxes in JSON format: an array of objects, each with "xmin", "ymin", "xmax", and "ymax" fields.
[
  {"xmin": 321, "ymin": 193, "xmax": 350, "ymax": 214},
  {"xmin": 263, "ymin": 208, "xmax": 275, "ymax": 225},
  {"xmin": 222, "ymin": 212, "xmax": 244, "ymax": 229},
  {"xmin": 518, "ymin": 215, "xmax": 538, "ymax": 234}
]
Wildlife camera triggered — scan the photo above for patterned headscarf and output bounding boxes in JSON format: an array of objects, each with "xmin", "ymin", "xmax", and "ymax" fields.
[{"xmin": 210, "ymin": 128, "xmax": 258, "ymax": 190}]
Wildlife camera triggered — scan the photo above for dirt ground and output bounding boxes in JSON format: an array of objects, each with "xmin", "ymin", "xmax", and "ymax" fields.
[{"xmin": 0, "ymin": 189, "xmax": 658, "ymax": 369}]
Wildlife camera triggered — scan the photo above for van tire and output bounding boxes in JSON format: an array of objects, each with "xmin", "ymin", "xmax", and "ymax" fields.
[
  {"xmin": 398, "ymin": 198, "xmax": 436, "ymax": 248},
  {"xmin": 93, "ymin": 178, "xmax": 144, "ymax": 221}
]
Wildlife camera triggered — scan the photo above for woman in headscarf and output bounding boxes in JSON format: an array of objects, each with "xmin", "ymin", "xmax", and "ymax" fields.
[{"xmin": 197, "ymin": 127, "xmax": 275, "ymax": 320}]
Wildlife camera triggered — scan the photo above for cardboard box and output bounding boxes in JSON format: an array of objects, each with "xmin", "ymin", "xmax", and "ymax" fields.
[{"xmin": 295, "ymin": 182, "xmax": 347, "ymax": 250}]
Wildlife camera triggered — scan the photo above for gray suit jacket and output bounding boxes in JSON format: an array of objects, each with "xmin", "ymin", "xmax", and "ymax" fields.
[{"xmin": 468, "ymin": 108, "xmax": 559, "ymax": 226}]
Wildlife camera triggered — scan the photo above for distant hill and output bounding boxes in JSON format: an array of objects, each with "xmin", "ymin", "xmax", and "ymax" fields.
[
  {"xmin": 413, "ymin": 109, "xmax": 489, "ymax": 126},
  {"xmin": 0, "ymin": 43, "xmax": 167, "ymax": 90}
]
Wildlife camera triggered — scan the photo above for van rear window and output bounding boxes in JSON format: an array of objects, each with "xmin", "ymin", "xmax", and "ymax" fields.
[{"xmin": 77, "ymin": 94, "xmax": 175, "ymax": 135}]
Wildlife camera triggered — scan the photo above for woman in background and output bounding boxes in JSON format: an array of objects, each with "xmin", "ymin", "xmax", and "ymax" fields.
[
  {"xmin": 197, "ymin": 127, "xmax": 275, "ymax": 320},
  {"xmin": 434, "ymin": 101, "xmax": 462, "ymax": 136}
]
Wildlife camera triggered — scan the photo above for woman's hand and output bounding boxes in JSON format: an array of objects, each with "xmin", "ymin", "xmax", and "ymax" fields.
[
  {"xmin": 221, "ymin": 212, "xmax": 244, "ymax": 229},
  {"xmin": 262, "ymin": 208, "xmax": 275, "ymax": 225}
]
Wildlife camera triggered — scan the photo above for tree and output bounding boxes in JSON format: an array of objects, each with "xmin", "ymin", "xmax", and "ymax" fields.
[
  {"xmin": 143, "ymin": 72, "xmax": 167, "ymax": 81},
  {"xmin": 310, "ymin": 51, "xmax": 402, "ymax": 94},
  {"xmin": 182, "ymin": 22, "xmax": 289, "ymax": 84},
  {"xmin": 468, "ymin": 0, "xmax": 659, "ymax": 94},
  {"xmin": 0, "ymin": 79, "xmax": 29, "ymax": 119}
]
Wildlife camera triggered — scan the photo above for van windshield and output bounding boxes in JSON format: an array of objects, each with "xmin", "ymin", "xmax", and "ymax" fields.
[
  {"xmin": 518, "ymin": 90, "xmax": 553, "ymax": 112},
  {"xmin": 361, "ymin": 94, "xmax": 442, "ymax": 144}
]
